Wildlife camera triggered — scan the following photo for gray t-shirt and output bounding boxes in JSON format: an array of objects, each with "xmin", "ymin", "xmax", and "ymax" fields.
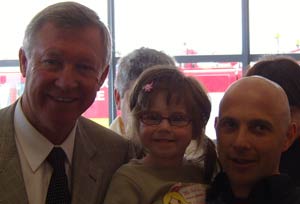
[{"xmin": 104, "ymin": 159, "xmax": 208, "ymax": 204}]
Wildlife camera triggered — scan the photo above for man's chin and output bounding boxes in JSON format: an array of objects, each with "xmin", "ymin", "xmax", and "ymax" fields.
[{"xmin": 227, "ymin": 172, "xmax": 258, "ymax": 189}]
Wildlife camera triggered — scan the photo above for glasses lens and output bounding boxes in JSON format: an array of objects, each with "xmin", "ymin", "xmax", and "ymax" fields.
[
  {"xmin": 169, "ymin": 114, "xmax": 190, "ymax": 126},
  {"xmin": 140, "ymin": 112, "xmax": 161, "ymax": 125}
]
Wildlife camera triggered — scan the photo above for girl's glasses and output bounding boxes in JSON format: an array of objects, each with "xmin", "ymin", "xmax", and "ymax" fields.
[{"xmin": 140, "ymin": 112, "xmax": 191, "ymax": 127}]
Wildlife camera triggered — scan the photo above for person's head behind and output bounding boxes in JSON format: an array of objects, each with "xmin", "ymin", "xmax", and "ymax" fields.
[
  {"xmin": 19, "ymin": 2, "xmax": 111, "ymax": 144},
  {"xmin": 215, "ymin": 76, "xmax": 296, "ymax": 197},
  {"xmin": 246, "ymin": 56, "xmax": 300, "ymax": 138},
  {"xmin": 114, "ymin": 47, "xmax": 176, "ymax": 127},
  {"xmin": 127, "ymin": 65, "xmax": 211, "ymax": 167}
]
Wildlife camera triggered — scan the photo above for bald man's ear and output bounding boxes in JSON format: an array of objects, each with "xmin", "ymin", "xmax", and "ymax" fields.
[
  {"xmin": 282, "ymin": 122, "xmax": 297, "ymax": 152},
  {"xmin": 114, "ymin": 89, "xmax": 121, "ymax": 110},
  {"xmin": 214, "ymin": 117, "xmax": 219, "ymax": 130}
]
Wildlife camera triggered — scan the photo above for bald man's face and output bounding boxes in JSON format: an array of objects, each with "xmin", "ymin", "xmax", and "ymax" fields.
[{"xmin": 215, "ymin": 77, "xmax": 294, "ymax": 197}]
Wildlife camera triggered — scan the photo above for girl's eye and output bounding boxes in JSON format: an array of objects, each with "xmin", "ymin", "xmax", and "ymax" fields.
[
  {"xmin": 145, "ymin": 113, "xmax": 161, "ymax": 120},
  {"xmin": 169, "ymin": 114, "xmax": 190, "ymax": 126},
  {"xmin": 140, "ymin": 112, "xmax": 162, "ymax": 125},
  {"xmin": 170, "ymin": 114, "xmax": 187, "ymax": 121}
]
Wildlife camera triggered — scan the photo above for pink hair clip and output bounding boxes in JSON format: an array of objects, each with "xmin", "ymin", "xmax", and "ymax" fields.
[{"xmin": 143, "ymin": 81, "xmax": 154, "ymax": 92}]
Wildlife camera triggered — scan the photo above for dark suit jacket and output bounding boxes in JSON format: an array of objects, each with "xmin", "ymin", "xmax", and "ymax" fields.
[{"xmin": 0, "ymin": 101, "xmax": 132, "ymax": 204}]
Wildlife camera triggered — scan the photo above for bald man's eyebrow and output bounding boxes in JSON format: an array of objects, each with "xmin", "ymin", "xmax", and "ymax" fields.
[
  {"xmin": 217, "ymin": 117, "xmax": 239, "ymax": 130},
  {"xmin": 248, "ymin": 119, "xmax": 273, "ymax": 133}
]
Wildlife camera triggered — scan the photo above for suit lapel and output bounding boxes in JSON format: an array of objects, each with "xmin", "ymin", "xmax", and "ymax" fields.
[
  {"xmin": 0, "ymin": 155, "xmax": 28, "ymax": 204},
  {"xmin": 0, "ymin": 102, "xmax": 28, "ymax": 204},
  {"xmin": 71, "ymin": 120, "xmax": 104, "ymax": 204}
]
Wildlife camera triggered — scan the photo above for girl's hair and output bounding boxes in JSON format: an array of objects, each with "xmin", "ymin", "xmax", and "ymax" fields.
[{"xmin": 127, "ymin": 65, "xmax": 217, "ymax": 182}]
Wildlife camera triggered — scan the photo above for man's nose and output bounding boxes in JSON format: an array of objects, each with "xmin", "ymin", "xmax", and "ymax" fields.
[
  {"xmin": 232, "ymin": 126, "xmax": 251, "ymax": 150},
  {"xmin": 55, "ymin": 64, "xmax": 79, "ymax": 89}
]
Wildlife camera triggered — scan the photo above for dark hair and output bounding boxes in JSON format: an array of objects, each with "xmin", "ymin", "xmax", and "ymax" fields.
[
  {"xmin": 246, "ymin": 56, "xmax": 300, "ymax": 108},
  {"xmin": 127, "ymin": 65, "xmax": 217, "ymax": 182}
]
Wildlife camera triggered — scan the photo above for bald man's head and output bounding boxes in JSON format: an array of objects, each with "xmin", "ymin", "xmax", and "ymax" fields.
[
  {"xmin": 219, "ymin": 76, "xmax": 291, "ymax": 129},
  {"xmin": 215, "ymin": 76, "xmax": 296, "ymax": 198}
]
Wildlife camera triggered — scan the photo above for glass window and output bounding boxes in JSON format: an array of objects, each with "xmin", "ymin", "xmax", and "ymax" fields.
[
  {"xmin": 114, "ymin": 0, "xmax": 242, "ymax": 56},
  {"xmin": 250, "ymin": 0, "xmax": 300, "ymax": 54},
  {"xmin": 0, "ymin": 67, "xmax": 24, "ymax": 108},
  {"xmin": 0, "ymin": 0, "xmax": 107, "ymax": 60}
]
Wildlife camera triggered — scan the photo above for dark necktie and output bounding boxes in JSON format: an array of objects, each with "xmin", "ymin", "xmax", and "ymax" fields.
[{"xmin": 46, "ymin": 147, "xmax": 71, "ymax": 204}]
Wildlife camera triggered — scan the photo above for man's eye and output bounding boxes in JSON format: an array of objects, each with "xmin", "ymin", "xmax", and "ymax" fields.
[
  {"xmin": 41, "ymin": 59, "xmax": 63, "ymax": 71},
  {"xmin": 255, "ymin": 125, "xmax": 265, "ymax": 131},
  {"xmin": 218, "ymin": 119, "xmax": 237, "ymax": 131},
  {"xmin": 249, "ymin": 120, "xmax": 272, "ymax": 135},
  {"xmin": 42, "ymin": 59, "xmax": 61, "ymax": 66},
  {"xmin": 77, "ymin": 64, "xmax": 96, "ymax": 71},
  {"xmin": 251, "ymin": 124, "xmax": 270, "ymax": 134}
]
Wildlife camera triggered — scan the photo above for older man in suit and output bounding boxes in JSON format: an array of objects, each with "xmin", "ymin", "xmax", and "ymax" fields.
[{"xmin": 0, "ymin": 2, "xmax": 132, "ymax": 204}]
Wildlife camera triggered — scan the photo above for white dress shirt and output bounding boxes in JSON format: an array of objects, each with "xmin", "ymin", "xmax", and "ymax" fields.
[{"xmin": 14, "ymin": 100, "xmax": 76, "ymax": 204}]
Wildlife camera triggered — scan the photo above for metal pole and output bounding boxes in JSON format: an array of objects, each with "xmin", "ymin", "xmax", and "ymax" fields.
[
  {"xmin": 241, "ymin": 0, "xmax": 250, "ymax": 71},
  {"xmin": 107, "ymin": 0, "xmax": 117, "ymax": 124}
]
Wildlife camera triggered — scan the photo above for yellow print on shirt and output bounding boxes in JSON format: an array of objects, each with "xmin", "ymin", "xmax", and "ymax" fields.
[{"xmin": 163, "ymin": 192, "xmax": 189, "ymax": 204}]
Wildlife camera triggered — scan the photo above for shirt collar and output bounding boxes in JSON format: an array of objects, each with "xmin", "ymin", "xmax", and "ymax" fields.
[{"xmin": 14, "ymin": 99, "xmax": 76, "ymax": 172}]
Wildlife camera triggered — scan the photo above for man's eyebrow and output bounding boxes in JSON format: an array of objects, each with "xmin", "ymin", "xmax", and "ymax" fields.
[
  {"xmin": 216, "ymin": 117, "xmax": 238, "ymax": 127},
  {"xmin": 248, "ymin": 119, "xmax": 273, "ymax": 128},
  {"xmin": 218, "ymin": 116, "xmax": 235, "ymax": 122}
]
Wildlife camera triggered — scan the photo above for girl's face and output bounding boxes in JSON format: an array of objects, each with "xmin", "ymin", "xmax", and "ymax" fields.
[{"xmin": 139, "ymin": 92, "xmax": 193, "ymax": 167}]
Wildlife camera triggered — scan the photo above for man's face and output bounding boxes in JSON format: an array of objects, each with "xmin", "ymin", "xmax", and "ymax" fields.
[
  {"xmin": 19, "ymin": 22, "xmax": 108, "ymax": 134},
  {"xmin": 215, "ymin": 79, "xmax": 293, "ymax": 195}
]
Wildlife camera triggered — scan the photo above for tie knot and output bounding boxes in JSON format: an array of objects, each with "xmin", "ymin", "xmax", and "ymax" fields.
[{"xmin": 47, "ymin": 147, "xmax": 66, "ymax": 173}]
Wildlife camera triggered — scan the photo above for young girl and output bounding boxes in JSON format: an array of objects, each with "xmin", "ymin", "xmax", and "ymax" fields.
[{"xmin": 104, "ymin": 65, "xmax": 218, "ymax": 204}]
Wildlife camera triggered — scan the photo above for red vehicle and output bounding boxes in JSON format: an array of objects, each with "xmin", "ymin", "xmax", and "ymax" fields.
[
  {"xmin": 180, "ymin": 62, "xmax": 242, "ymax": 92},
  {"xmin": 0, "ymin": 63, "xmax": 242, "ymax": 130}
]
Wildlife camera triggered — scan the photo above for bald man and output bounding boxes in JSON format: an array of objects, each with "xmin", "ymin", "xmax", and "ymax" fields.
[{"xmin": 206, "ymin": 76, "xmax": 300, "ymax": 204}]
